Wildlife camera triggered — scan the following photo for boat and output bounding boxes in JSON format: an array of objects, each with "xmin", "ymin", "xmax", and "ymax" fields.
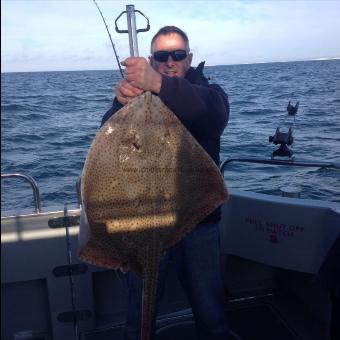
[
  {"xmin": 2, "ymin": 5, "xmax": 340, "ymax": 340},
  {"xmin": 2, "ymin": 155, "xmax": 340, "ymax": 340}
]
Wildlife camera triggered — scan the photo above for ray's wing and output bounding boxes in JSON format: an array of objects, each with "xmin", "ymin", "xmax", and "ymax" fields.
[{"xmin": 78, "ymin": 92, "xmax": 228, "ymax": 340}]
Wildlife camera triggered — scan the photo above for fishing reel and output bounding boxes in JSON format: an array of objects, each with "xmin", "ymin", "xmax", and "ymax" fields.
[{"xmin": 269, "ymin": 127, "xmax": 294, "ymax": 159}]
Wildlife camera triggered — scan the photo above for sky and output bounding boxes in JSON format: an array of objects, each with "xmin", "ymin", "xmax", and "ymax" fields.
[{"xmin": 1, "ymin": 0, "xmax": 340, "ymax": 73}]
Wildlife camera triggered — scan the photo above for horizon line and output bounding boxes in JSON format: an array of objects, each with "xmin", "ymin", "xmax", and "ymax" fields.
[{"xmin": 2, "ymin": 57, "xmax": 340, "ymax": 74}]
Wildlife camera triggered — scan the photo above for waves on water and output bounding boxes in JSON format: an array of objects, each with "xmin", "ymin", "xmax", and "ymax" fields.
[{"xmin": 1, "ymin": 60, "xmax": 340, "ymax": 213}]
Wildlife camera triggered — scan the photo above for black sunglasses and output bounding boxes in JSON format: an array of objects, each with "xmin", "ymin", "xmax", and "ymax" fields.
[{"xmin": 153, "ymin": 49, "xmax": 188, "ymax": 62}]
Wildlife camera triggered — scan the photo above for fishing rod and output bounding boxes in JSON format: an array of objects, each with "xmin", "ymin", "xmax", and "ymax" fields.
[
  {"xmin": 92, "ymin": 0, "xmax": 124, "ymax": 78},
  {"xmin": 63, "ymin": 203, "xmax": 79, "ymax": 339}
]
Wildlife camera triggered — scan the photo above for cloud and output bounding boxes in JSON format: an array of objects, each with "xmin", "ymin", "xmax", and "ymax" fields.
[{"xmin": 1, "ymin": 0, "xmax": 340, "ymax": 72}]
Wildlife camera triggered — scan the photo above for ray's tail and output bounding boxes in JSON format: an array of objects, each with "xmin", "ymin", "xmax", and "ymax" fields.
[{"xmin": 140, "ymin": 246, "xmax": 162, "ymax": 340}]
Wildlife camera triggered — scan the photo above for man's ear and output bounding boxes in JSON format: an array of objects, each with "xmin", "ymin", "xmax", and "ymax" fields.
[{"xmin": 188, "ymin": 53, "xmax": 193, "ymax": 66}]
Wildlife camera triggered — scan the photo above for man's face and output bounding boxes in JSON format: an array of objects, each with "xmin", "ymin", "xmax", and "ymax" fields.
[{"xmin": 150, "ymin": 33, "xmax": 193, "ymax": 78}]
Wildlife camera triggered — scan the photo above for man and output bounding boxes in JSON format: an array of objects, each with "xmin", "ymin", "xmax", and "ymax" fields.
[{"xmin": 102, "ymin": 26, "xmax": 230, "ymax": 340}]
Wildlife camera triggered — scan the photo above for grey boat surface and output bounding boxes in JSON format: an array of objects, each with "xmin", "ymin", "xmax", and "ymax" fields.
[{"xmin": 2, "ymin": 157, "xmax": 340, "ymax": 340}]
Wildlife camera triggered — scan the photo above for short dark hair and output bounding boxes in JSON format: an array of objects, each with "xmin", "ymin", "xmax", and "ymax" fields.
[{"xmin": 150, "ymin": 26, "xmax": 190, "ymax": 52}]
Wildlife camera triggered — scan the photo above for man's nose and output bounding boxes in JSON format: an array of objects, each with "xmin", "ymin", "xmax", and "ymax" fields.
[{"xmin": 165, "ymin": 56, "xmax": 175, "ymax": 66}]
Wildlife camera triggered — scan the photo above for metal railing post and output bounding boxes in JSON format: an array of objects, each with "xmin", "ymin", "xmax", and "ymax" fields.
[{"xmin": 1, "ymin": 173, "xmax": 41, "ymax": 213}]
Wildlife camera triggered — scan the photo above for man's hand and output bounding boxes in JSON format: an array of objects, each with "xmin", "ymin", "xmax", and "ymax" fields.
[
  {"xmin": 115, "ymin": 79, "xmax": 143, "ymax": 105},
  {"xmin": 122, "ymin": 57, "xmax": 162, "ymax": 94}
]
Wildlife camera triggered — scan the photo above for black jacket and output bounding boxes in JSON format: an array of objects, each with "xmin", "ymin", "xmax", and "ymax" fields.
[{"xmin": 101, "ymin": 62, "xmax": 229, "ymax": 223}]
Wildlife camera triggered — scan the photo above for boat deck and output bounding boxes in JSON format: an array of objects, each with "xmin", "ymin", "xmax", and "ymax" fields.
[
  {"xmin": 2, "ymin": 186, "xmax": 338, "ymax": 340},
  {"xmin": 80, "ymin": 254, "xmax": 329, "ymax": 340},
  {"xmin": 82, "ymin": 287, "xmax": 327, "ymax": 340}
]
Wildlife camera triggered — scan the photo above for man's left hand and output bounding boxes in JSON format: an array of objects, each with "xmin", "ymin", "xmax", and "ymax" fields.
[{"xmin": 122, "ymin": 57, "xmax": 162, "ymax": 94}]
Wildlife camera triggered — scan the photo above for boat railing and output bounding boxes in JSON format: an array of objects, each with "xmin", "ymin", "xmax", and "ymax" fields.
[
  {"xmin": 75, "ymin": 159, "xmax": 340, "ymax": 206},
  {"xmin": 1, "ymin": 173, "xmax": 42, "ymax": 213},
  {"xmin": 220, "ymin": 157, "xmax": 340, "ymax": 173},
  {"xmin": 2, "ymin": 159, "xmax": 339, "ymax": 215}
]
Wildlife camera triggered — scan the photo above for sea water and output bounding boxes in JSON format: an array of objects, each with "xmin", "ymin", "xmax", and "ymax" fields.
[{"xmin": 1, "ymin": 60, "xmax": 340, "ymax": 213}]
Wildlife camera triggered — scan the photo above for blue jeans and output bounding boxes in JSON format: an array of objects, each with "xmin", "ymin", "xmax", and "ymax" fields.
[{"xmin": 124, "ymin": 222, "xmax": 229, "ymax": 340}]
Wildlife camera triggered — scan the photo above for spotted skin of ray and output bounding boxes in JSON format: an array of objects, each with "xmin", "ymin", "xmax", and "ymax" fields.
[{"xmin": 79, "ymin": 91, "xmax": 228, "ymax": 340}]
